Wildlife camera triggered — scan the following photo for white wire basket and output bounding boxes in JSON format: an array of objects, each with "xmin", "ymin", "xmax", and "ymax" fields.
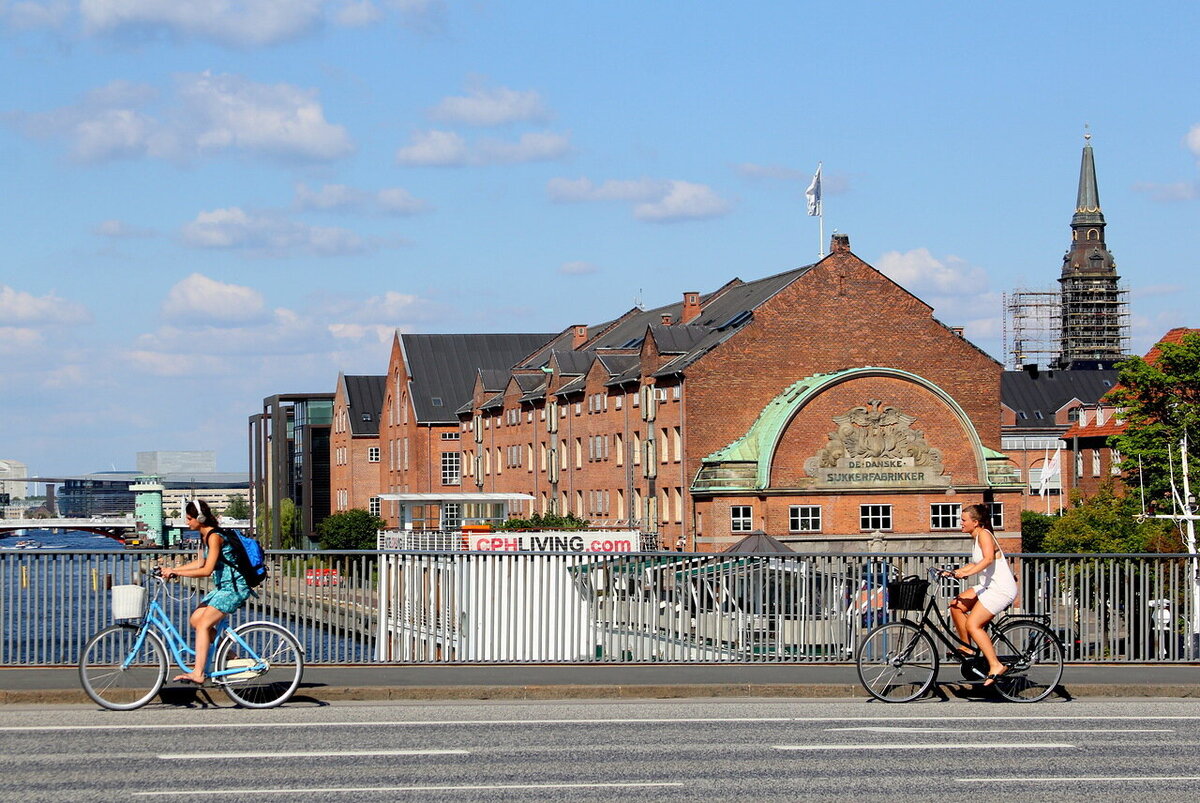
[{"xmin": 111, "ymin": 584, "xmax": 147, "ymax": 620}]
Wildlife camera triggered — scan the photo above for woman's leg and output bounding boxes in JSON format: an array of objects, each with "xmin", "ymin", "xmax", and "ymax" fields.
[
  {"xmin": 949, "ymin": 591, "xmax": 978, "ymax": 653},
  {"xmin": 965, "ymin": 602, "xmax": 1006, "ymax": 683},
  {"xmin": 174, "ymin": 605, "xmax": 226, "ymax": 683}
]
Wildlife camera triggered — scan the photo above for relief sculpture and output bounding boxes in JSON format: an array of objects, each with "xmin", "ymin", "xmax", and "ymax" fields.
[{"xmin": 805, "ymin": 399, "xmax": 948, "ymax": 488}]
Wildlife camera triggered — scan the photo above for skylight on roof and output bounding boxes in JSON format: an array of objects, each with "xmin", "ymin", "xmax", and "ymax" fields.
[
  {"xmin": 431, "ymin": 397, "xmax": 443, "ymax": 407},
  {"xmin": 621, "ymin": 337, "xmax": 644, "ymax": 348},
  {"xmin": 717, "ymin": 310, "xmax": 753, "ymax": 330}
]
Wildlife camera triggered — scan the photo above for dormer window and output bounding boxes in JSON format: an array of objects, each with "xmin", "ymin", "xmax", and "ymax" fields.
[{"xmin": 361, "ymin": 412, "xmax": 372, "ymax": 422}]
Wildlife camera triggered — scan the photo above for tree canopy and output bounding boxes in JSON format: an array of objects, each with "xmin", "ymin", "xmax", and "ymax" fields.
[
  {"xmin": 316, "ymin": 508, "xmax": 386, "ymax": 550},
  {"xmin": 1042, "ymin": 483, "xmax": 1180, "ymax": 554},
  {"xmin": 496, "ymin": 511, "xmax": 590, "ymax": 531},
  {"xmin": 1108, "ymin": 332, "xmax": 1200, "ymax": 516}
]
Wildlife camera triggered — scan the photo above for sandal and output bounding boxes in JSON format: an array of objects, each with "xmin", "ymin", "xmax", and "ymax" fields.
[{"xmin": 982, "ymin": 666, "xmax": 1009, "ymax": 687}]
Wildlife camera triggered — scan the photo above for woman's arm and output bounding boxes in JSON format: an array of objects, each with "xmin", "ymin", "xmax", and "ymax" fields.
[
  {"xmin": 162, "ymin": 531, "xmax": 223, "ymax": 579},
  {"xmin": 953, "ymin": 531, "xmax": 996, "ymax": 579}
]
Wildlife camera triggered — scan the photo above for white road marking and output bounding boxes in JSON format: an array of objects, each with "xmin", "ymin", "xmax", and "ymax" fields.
[
  {"xmin": 828, "ymin": 726, "xmax": 1172, "ymax": 734},
  {"xmin": 958, "ymin": 776, "xmax": 1200, "ymax": 784},
  {"xmin": 133, "ymin": 781, "xmax": 685, "ymax": 797},
  {"xmin": 775, "ymin": 743, "xmax": 1075, "ymax": 751},
  {"xmin": 6, "ymin": 714, "xmax": 1200, "ymax": 733},
  {"xmin": 159, "ymin": 749, "xmax": 467, "ymax": 760}
]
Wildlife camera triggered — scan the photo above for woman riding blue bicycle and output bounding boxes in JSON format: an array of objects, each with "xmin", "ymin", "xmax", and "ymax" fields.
[{"xmin": 160, "ymin": 499, "xmax": 251, "ymax": 685}]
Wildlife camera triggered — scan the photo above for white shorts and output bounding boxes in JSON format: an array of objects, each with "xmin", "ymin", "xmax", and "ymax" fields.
[{"xmin": 974, "ymin": 583, "xmax": 1016, "ymax": 616}]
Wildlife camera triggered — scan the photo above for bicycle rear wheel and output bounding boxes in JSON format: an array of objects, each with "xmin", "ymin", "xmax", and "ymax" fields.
[
  {"xmin": 991, "ymin": 621, "xmax": 1063, "ymax": 702},
  {"xmin": 214, "ymin": 622, "xmax": 303, "ymax": 709},
  {"xmin": 856, "ymin": 621, "xmax": 938, "ymax": 703},
  {"xmin": 79, "ymin": 625, "xmax": 167, "ymax": 711}
]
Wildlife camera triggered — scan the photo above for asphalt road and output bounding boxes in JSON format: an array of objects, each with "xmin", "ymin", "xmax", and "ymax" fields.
[{"xmin": 3, "ymin": 698, "xmax": 1200, "ymax": 801}]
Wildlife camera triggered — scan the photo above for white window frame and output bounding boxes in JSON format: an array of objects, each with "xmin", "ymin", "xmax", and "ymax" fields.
[
  {"xmin": 860, "ymin": 504, "xmax": 892, "ymax": 531},
  {"xmin": 789, "ymin": 505, "xmax": 822, "ymax": 533},
  {"xmin": 930, "ymin": 503, "xmax": 961, "ymax": 531},
  {"xmin": 441, "ymin": 451, "xmax": 461, "ymax": 486},
  {"xmin": 731, "ymin": 505, "xmax": 753, "ymax": 532},
  {"xmin": 368, "ymin": 446, "xmax": 380, "ymax": 463}
]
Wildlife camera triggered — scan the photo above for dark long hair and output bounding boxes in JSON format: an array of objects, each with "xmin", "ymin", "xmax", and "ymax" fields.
[{"xmin": 185, "ymin": 499, "xmax": 219, "ymax": 527}]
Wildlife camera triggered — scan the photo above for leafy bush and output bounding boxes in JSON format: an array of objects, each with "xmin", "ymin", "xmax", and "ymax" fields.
[
  {"xmin": 496, "ymin": 511, "xmax": 590, "ymax": 531},
  {"xmin": 316, "ymin": 509, "xmax": 386, "ymax": 550}
]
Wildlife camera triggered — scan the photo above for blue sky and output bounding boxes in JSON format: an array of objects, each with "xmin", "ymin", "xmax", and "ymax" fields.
[{"xmin": 2, "ymin": 1, "xmax": 1198, "ymax": 477}]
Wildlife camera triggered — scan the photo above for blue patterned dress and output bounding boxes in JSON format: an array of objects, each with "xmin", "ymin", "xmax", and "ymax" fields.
[{"xmin": 200, "ymin": 537, "xmax": 252, "ymax": 614}]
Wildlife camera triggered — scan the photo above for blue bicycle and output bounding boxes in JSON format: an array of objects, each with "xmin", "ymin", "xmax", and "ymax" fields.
[{"xmin": 78, "ymin": 570, "xmax": 304, "ymax": 710}]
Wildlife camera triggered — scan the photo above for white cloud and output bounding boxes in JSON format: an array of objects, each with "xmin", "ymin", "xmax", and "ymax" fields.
[
  {"xmin": 180, "ymin": 206, "xmax": 368, "ymax": 257},
  {"xmin": 161, "ymin": 273, "xmax": 268, "ymax": 325},
  {"xmin": 1187, "ymin": 124, "xmax": 1200, "ymax": 159},
  {"xmin": 1132, "ymin": 180, "xmax": 1199, "ymax": 202},
  {"xmin": 430, "ymin": 83, "xmax": 550, "ymax": 127},
  {"xmin": 15, "ymin": 72, "xmax": 352, "ymax": 164},
  {"xmin": 79, "ymin": 0, "xmax": 323, "ymax": 47},
  {"xmin": 294, "ymin": 182, "xmax": 430, "ymax": 214},
  {"xmin": 876, "ymin": 247, "xmax": 988, "ymax": 296},
  {"xmin": 634, "ymin": 181, "xmax": 731, "ymax": 222},
  {"xmin": 0, "ymin": 326, "xmax": 44, "ymax": 353},
  {"xmin": 548, "ymin": 176, "xmax": 732, "ymax": 223},
  {"xmin": 559, "ymin": 261, "xmax": 599, "ymax": 276},
  {"xmin": 396, "ymin": 129, "xmax": 570, "ymax": 166},
  {"xmin": 736, "ymin": 163, "xmax": 808, "ymax": 181},
  {"xmin": 395, "ymin": 129, "xmax": 469, "ymax": 166},
  {"xmin": 2, "ymin": 1, "xmax": 70, "ymax": 29},
  {"xmin": 93, "ymin": 218, "xmax": 155, "ymax": 238},
  {"xmin": 0, "ymin": 285, "xmax": 91, "ymax": 325},
  {"xmin": 333, "ymin": 0, "xmax": 382, "ymax": 26}
]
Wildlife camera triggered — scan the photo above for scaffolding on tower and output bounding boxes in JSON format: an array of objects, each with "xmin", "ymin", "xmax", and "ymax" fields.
[{"xmin": 1003, "ymin": 289, "xmax": 1062, "ymax": 370}]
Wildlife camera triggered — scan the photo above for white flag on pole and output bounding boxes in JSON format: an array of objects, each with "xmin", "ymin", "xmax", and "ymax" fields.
[
  {"xmin": 805, "ymin": 164, "xmax": 822, "ymax": 216},
  {"xmin": 1040, "ymin": 445, "xmax": 1062, "ymax": 496}
]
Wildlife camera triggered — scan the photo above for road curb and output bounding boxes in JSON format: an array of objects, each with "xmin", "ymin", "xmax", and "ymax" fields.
[{"xmin": 6, "ymin": 682, "xmax": 1200, "ymax": 706}]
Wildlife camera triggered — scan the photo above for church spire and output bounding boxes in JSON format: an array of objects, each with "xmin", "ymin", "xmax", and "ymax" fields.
[
  {"xmin": 1057, "ymin": 130, "xmax": 1128, "ymax": 369},
  {"xmin": 1072, "ymin": 129, "xmax": 1104, "ymax": 230}
]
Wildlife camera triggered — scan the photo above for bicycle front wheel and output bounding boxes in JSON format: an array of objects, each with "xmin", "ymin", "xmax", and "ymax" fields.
[
  {"xmin": 79, "ymin": 625, "xmax": 167, "ymax": 711},
  {"xmin": 856, "ymin": 621, "xmax": 938, "ymax": 703},
  {"xmin": 991, "ymin": 621, "xmax": 1063, "ymax": 702},
  {"xmin": 214, "ymin": 622, "xmax": 304, "ymax": 709}
]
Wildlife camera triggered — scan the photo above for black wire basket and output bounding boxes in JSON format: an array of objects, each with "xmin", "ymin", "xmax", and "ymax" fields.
[{"xmin": 886, "ymin": 576, "xmax": 929, "ymax": 611}]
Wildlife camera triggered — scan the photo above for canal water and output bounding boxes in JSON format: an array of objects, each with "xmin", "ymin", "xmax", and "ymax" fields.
[{"xmin": 1, "ymin": 529, "xmax": 373, "ymax": 665}]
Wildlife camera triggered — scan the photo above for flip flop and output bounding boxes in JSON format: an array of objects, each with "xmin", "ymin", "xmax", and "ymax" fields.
[{"xmin": 982, "ymin": 667, "xmax": 1009, "ymax": 687}]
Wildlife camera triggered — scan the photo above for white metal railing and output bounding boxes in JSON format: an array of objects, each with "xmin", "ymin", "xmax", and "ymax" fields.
[{"xmin": 3, "ymin": 549, "xmax": 1197, "ymax": 665}]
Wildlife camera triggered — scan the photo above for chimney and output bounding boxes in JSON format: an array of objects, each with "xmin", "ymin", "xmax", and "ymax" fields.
[
  {"xmin": 1023, "ymin": 363, "xmax": 1040, "ymax": 379},
  {"xmin": 571, "ymin": 324, "xmax": 589, "ymax": 349},
  {"xmin": 830, "ymin": 233, "xmax": 851, "ymax": 254},
  {"xmin": 661, "ymin": 313, "xmax": 672, "ymax": 326},
  {"xmin": 681, "ymin": 292, "xmax": 701, "ymax": 324},
  {"xmin": 950, "ymin": 327, "xmax": 964, "ymax": 337}
]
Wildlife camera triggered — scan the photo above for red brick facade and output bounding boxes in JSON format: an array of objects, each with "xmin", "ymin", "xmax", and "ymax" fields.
[
  {"xmin": 455, "ymin": 237, "xmax": 1021, "ymax": 552},
  {"xmin": 330, "ymin": 374, "xmax": 383, "ymax": 517}
]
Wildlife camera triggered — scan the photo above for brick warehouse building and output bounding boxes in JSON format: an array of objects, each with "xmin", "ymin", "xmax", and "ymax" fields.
[
  {"xmin": 378, "ymin": 331, "xmax": 556, "ymax": 528},
  {"xmin": 330, "ymin": 373, "xmax": 385, "ymax": 517},
  {"xmin": 455, "ymin": 234, "xmax": 1023, "ymax": 553}
]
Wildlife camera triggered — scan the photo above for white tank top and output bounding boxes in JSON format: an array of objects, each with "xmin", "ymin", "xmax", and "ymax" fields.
[{"xmin": 972, "ymin": 530, "xmax": 1017, "ymax": 594}]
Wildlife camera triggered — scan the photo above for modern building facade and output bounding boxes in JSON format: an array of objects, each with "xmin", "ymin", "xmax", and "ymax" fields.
[
  {"xmin": 249, "ymin": 393, "xmax": 333, "ymax": 548},
  {"xmin": 136, "ymin": 451, "xmax": 217, "ymax": 475}
]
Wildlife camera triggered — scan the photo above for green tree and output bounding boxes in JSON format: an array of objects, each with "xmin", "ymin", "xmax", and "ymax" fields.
[
  {"xmin": 316, "ymin": 509, "xmax": 386, "ymax": 550},
  {"xmin": 496, "ymin": 511, "xmax": 591, "ymax": 531},
  {"xmin": 1019, "ymin": 509, "xmax": 1057, "ymax": 553},
  {"xmin": 224, "ymin": 494, "xmax": 251, "ymax": 520},
  {"xmin": 1042, "ymin": 483, "xmax": 1179, "ymax": 554},
  {"xmin": 1107, "ymin": 332, "xmax": 1200, "ymax": 516},
  {"xmin": 279, "ymin": 498, "xmax": 299, "ymax": 549}
]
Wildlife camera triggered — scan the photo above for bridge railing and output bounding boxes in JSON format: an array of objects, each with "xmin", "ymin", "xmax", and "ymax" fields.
[{"xmin": 2, "ymin": 549, "xmax": 1197, "ymax": 665}]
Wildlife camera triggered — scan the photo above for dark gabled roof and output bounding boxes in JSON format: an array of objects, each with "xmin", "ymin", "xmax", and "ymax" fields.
[
  {"xmin": 1001, "ymin": 368, "xmax": 1118, "ymax": 429},
  {"xmin": 513, "ymin": 373, "xmax": 544, "ymax": 392},
  {"xmin": 647, "ymin": 323, "xmax": 708, "ymax": 354},
  {"xmin": 344, "ymin": 375, "xmax": 386, "ymax": 437},
  {"xmin": 596, "ymin": 353, "xmax": 639, "ymax": 378},
  {"xmin": 550, "ymin": 349, "xmax": 594, "ymax": 375},
  {"xmin": 402, "ymin": 333, "xmax": 556, "ymax": 423},
  {"xmin": 553, "ymin": 375, "xmax": 586, "ymax": 397},
  {"xmin": 479, "ymin": 368, "xmax": 511, "ymax": 392}
]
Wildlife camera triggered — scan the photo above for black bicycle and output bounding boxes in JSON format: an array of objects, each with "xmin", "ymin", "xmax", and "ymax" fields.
[{"xmin": 855, "ymin": 568, "xmax": 1064, "ymax": 703}]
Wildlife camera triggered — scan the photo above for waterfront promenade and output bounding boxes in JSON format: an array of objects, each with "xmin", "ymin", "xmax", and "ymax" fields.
[{"xmin": 3, "ymin": 663, "xmax": 1198, "ymax": 705}]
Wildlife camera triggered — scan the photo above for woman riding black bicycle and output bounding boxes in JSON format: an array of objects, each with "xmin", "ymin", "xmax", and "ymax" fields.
[{"xmin": 947, "ymin": 503, "xmax": 1018, "ymax": 687}]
